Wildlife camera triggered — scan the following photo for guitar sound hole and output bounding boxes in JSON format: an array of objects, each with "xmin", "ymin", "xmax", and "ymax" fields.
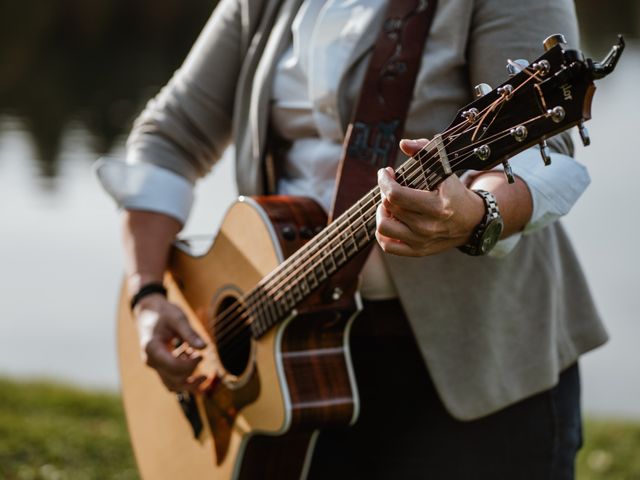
[{"xmin": 214, "ymin": 296, "xmax": 252, "ymax": 378}]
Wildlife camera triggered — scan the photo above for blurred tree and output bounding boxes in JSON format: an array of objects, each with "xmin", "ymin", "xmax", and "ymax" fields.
[
  {"xmin": 0, "ymin": 0, "xmax": 217, "ymax": 177},
  {"xmin": 0, "ymin": 0, "xmax": 636, "ymax": 178}
]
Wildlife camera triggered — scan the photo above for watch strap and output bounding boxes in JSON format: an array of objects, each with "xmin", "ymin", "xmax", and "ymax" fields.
[{"xmin": 458, "ymin": 189, "xmax": 502, "ymax": 256}]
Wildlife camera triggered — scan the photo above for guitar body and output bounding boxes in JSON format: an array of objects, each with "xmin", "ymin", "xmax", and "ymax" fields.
[{"xmin": 118, "ymin": 196, "xmax": 361, "ymax": 479}]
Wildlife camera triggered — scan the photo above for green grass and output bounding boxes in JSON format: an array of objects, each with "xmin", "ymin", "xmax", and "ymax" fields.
[
  {"xmin": 0, "ymin": 377, "xmax": 137, "ymax": 479},
  {"xmin": 578, "ymin": 419, "xmax": 640, "ymax": 479},
  {"xmin": 0, "ymin": 376, "xmax": 639, "ymax": 479}
]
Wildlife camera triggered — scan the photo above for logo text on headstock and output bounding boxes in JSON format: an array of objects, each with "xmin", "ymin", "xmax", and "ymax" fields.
[{"xmin": 561, "ymin": 83, "xmax": 573, "ymax": 101}]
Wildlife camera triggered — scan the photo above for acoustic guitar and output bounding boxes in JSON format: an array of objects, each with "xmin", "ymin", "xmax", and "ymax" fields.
[{"xmin": 117, "ymin": 36, "xmax": 623, "ymax": 479}]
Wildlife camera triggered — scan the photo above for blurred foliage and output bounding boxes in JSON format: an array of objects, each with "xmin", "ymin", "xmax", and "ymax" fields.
[
  {"xmin": 1, "ymin": 377, "xmax": 640, "ymax": 479},
  {"xmin": 0, "ymin": 0, "xmax": 637, "ymax": 178},
  {"xmin": 0, "ymin": 0, "xmax": 216, "ymax": 177}
]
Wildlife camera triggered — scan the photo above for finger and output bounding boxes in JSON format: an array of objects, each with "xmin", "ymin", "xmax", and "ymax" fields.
[
  {"xmin": 376, "ymin": 205, "xmax": 420, "ymax": 246},
  {"xmin": 378, "ymin": 168, "xmax": 438, "ymax": 214},
  {"xmin": 377, "ymin": 234, "xmax": 420, "ymax": 256},
  {"xmin": 381, "ymin": 198, "xmax": 438, "ymax": 237},
  {"xmin": 182, "ymin": 374, "xmax": 208, "ymax": 393},
  {"xmin": 375, "ymin": 226, "xmax": 419, "ymax": 257},
  {"xmin": 399, "ymin": 138, "xmax": 429, "ymax": 156},
  {"xmin": 169, "ymin": 313, "xmax": 206, "ymax": 350},
  {"xmin": 145, "ymin": 338, "xmax": 202, "ymax": 375}
]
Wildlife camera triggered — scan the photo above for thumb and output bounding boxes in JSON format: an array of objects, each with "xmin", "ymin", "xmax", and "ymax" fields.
[{"xmin": 399, "ymin": 138, "xmax": 429, "ymax": 156}]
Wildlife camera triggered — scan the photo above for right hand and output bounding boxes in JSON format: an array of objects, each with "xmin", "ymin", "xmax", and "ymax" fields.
[{"xmin": 133, "ymin": 293, "xmax": 208, "ymax": 392}]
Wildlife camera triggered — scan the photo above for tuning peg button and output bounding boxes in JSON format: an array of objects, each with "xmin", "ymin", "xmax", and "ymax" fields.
[
  {"xmin": 543, "ymin": 33, "xmax": 567, "ymax": 52},
  {"xmin": 506, "ymin": 59, "xmax": 530, "ymax": 77},
  {"xmin": 539, "ymin": 140, "xmax": 551, "ymax": 165},
  {"xmin": 578, "ymin": 121, "xmax": 591, "ymax": 146},
  {"xmin": 474, "ymin": 83, "xmax": 492, "ymax": 98}
]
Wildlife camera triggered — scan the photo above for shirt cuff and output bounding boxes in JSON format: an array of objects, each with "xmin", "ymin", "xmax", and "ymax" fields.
[
  {"xmin": 510, "ymin": 147, "xmax": 590, "ymax": 234},
  {"xmin": 464, "ymin": 146, "xmax": 590, "ymax": 258},
  {"xmin": 94, "ymin": 157, "xmax": 194, "ymax": 224}
]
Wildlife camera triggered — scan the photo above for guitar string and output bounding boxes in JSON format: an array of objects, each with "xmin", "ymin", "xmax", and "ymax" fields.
[
  {"xmin": 211, "ymin": 90, "xmax": 547, "ymax": 353},
  {"xmin": 210, "ymin": 100, "xmax": 546, "ymax": 348},
  {"xmin": 212, "ymin": 108, "xmax": 548, "ymax": 356},
  {"xmin": 212, "ymin": 110, "xmax": 551, "ymax": 358},
  {"xmin": 224, "ymin": 68, "xmax": 543, "ymax": 325},
  {"xmin": 210, "ymin": 120, "xmax": 481, "ymax": 345},
  {"xmin": 209, "ymin": 73, "xmax": 547, "ymax": 351},
  {"xmin": 211, "ymin": 68, "xmax": 544, "ymax": 337},
  {"xmin": 207, "ymin": 121, "xmax": 474, "ymax": 340},
  {"xmin": 239, "ymin": 68, "xmax": 545, "ymax": 308}
]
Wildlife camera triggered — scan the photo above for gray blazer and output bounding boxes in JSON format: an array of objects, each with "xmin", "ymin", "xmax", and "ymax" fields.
[{"xmin": 127, "ymin": 0, "xmax": 608, "ymax": 420}]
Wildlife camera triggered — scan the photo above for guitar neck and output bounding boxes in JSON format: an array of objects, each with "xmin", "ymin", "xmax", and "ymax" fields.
[{"xmin": 246, "ymin": 142, "xmax": 451, "ymax": 338}]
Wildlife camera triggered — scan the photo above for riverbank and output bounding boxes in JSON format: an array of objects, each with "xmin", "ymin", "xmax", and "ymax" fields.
[{"xmin": 1, "ymin": 377, "xmax": 638, "ymax": 479}]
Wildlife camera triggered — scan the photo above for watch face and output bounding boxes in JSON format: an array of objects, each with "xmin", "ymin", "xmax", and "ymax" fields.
[{"xmin": 479, "ymin": 220, "xmax": 504, "ymax": 254}]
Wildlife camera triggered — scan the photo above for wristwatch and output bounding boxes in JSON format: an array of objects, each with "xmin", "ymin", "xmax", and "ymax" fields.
[{"xmin": 458, "ymin": 189, "xmax": 504, "ymax": 256}]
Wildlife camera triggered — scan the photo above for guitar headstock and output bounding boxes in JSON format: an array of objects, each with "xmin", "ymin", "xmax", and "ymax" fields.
[{"xmin": 436, "ymin": 34, "xmax": 625, "ymax": 180}]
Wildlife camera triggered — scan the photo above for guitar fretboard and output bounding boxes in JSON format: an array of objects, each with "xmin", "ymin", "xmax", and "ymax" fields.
[{"xmin": 246, "ymin": 145, "xmax": 450, "ymax": 338}]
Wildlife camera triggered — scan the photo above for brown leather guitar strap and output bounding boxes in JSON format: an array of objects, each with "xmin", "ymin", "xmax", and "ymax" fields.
[{"xmin": 329, "ymin": 0, "xmax": 437, "ymax": 223}]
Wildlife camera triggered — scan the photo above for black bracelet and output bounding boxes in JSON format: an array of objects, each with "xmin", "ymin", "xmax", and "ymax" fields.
[{"xmin": 130, "ymin": 282, "xmax": 167, "ymax": 311}]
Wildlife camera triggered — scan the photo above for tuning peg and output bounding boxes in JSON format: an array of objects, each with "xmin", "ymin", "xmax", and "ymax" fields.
[
  {"xmin": 474, "ymin": 83, "xmax": 492, "ymax": 98},
  {"xmin": 506, "ymin": 59, "xmax": 530, "ymax": 77},
  {"xmin": 578, "ymin": 121, "xmax": 591, "ymax": 146},
  {"xmin": 502, "ymin": 160, "xmax": 515, "ymax": 184},
  {"xmin": 539, "ymin": 140, "xmax": 551, "ymax": 165},
  {"xmin": 543, "ymin": 33, "xmax": 567, "ymax": 52}
]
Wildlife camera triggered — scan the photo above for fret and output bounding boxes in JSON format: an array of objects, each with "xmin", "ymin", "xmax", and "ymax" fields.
[
  {"xmin": 250, "ymin": 320, "xmax": 262, "ymax": 338},
  {"xmin": 248, "ymin": 293, "xmax": 269, "ymax": 330},
  {"xmin": 248, "ymin": 300, "xmax": 266, "ymax": 336},
  {"xmin": 418, "ymin": 159, "xmax": 432, "ymax": 190},
  {"xmin": 307, "ymin": 269, "xmax": 319, "ymax": 289},
  {"xmin": 365, "ymin": 215, "xmax": 377, "ymax": 235},
  {"xmin": 299, "ymin": 277, "xmax": 310, "ymax": 296},
  {"xmin": 324, "ymin": 252, "xmax": 338, "ymax": 273},
  {"xmin": 348, "ymin": 218, "xmax": 360, "ymax": 252},
  {"xmin": 246, "ymin": 302, "xmax": 261, "ymax": 332},
  {"xmin": 333, "ymin": 240, "xmax": 348, "ymax": 265},
  {"xmin": 292, "ymin": 283, "xmax": 303, "ymax": 302},
  {"xmin": 258, "ymin": 297, "xmax": 273, "ymax": 329},
  {"xmin": 314, "ymin": 263, "xmax": 328, "ymax": 282},
  {"xmin": 283, "ymin": 288, "xmax": 296, "ymax": 310},
  {"xmin": 354, "ymin": 222, "xmax": 369, "ymax": 247},
  {"xmin": 355, "ymin": 198, "xmax": 372, "ymax": 243},
  {"xmin": 266, "ymin": 297, "xmax": 281, "ymax": 325},
  {"xmin": 426, "ymin": 171, "xmax": 442, "ymax": 190},
  {"xmin": 342, "ymin": 229, "xmax": 358, "ymax": 256}
]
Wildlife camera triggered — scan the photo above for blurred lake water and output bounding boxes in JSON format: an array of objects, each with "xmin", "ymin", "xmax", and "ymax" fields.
[{"xmin": 0, "ymin": 1, "xmax": 638, "ymax": 418}]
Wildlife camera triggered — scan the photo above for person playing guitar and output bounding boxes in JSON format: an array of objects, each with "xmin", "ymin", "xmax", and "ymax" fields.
[{"xmin": 96, "ymin": 0, "xmax": 621, "ymax": 478}]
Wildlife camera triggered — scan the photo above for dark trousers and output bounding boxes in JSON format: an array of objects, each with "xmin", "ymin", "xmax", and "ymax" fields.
[{"xmin": 307, "ymin": 300, "xmax": 582, "ymax": 479}]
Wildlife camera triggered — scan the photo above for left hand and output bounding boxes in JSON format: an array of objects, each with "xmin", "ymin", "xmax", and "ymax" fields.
[{"xmin": 375, "ymin": 138, "xmax": 485, "ymax": 257}]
